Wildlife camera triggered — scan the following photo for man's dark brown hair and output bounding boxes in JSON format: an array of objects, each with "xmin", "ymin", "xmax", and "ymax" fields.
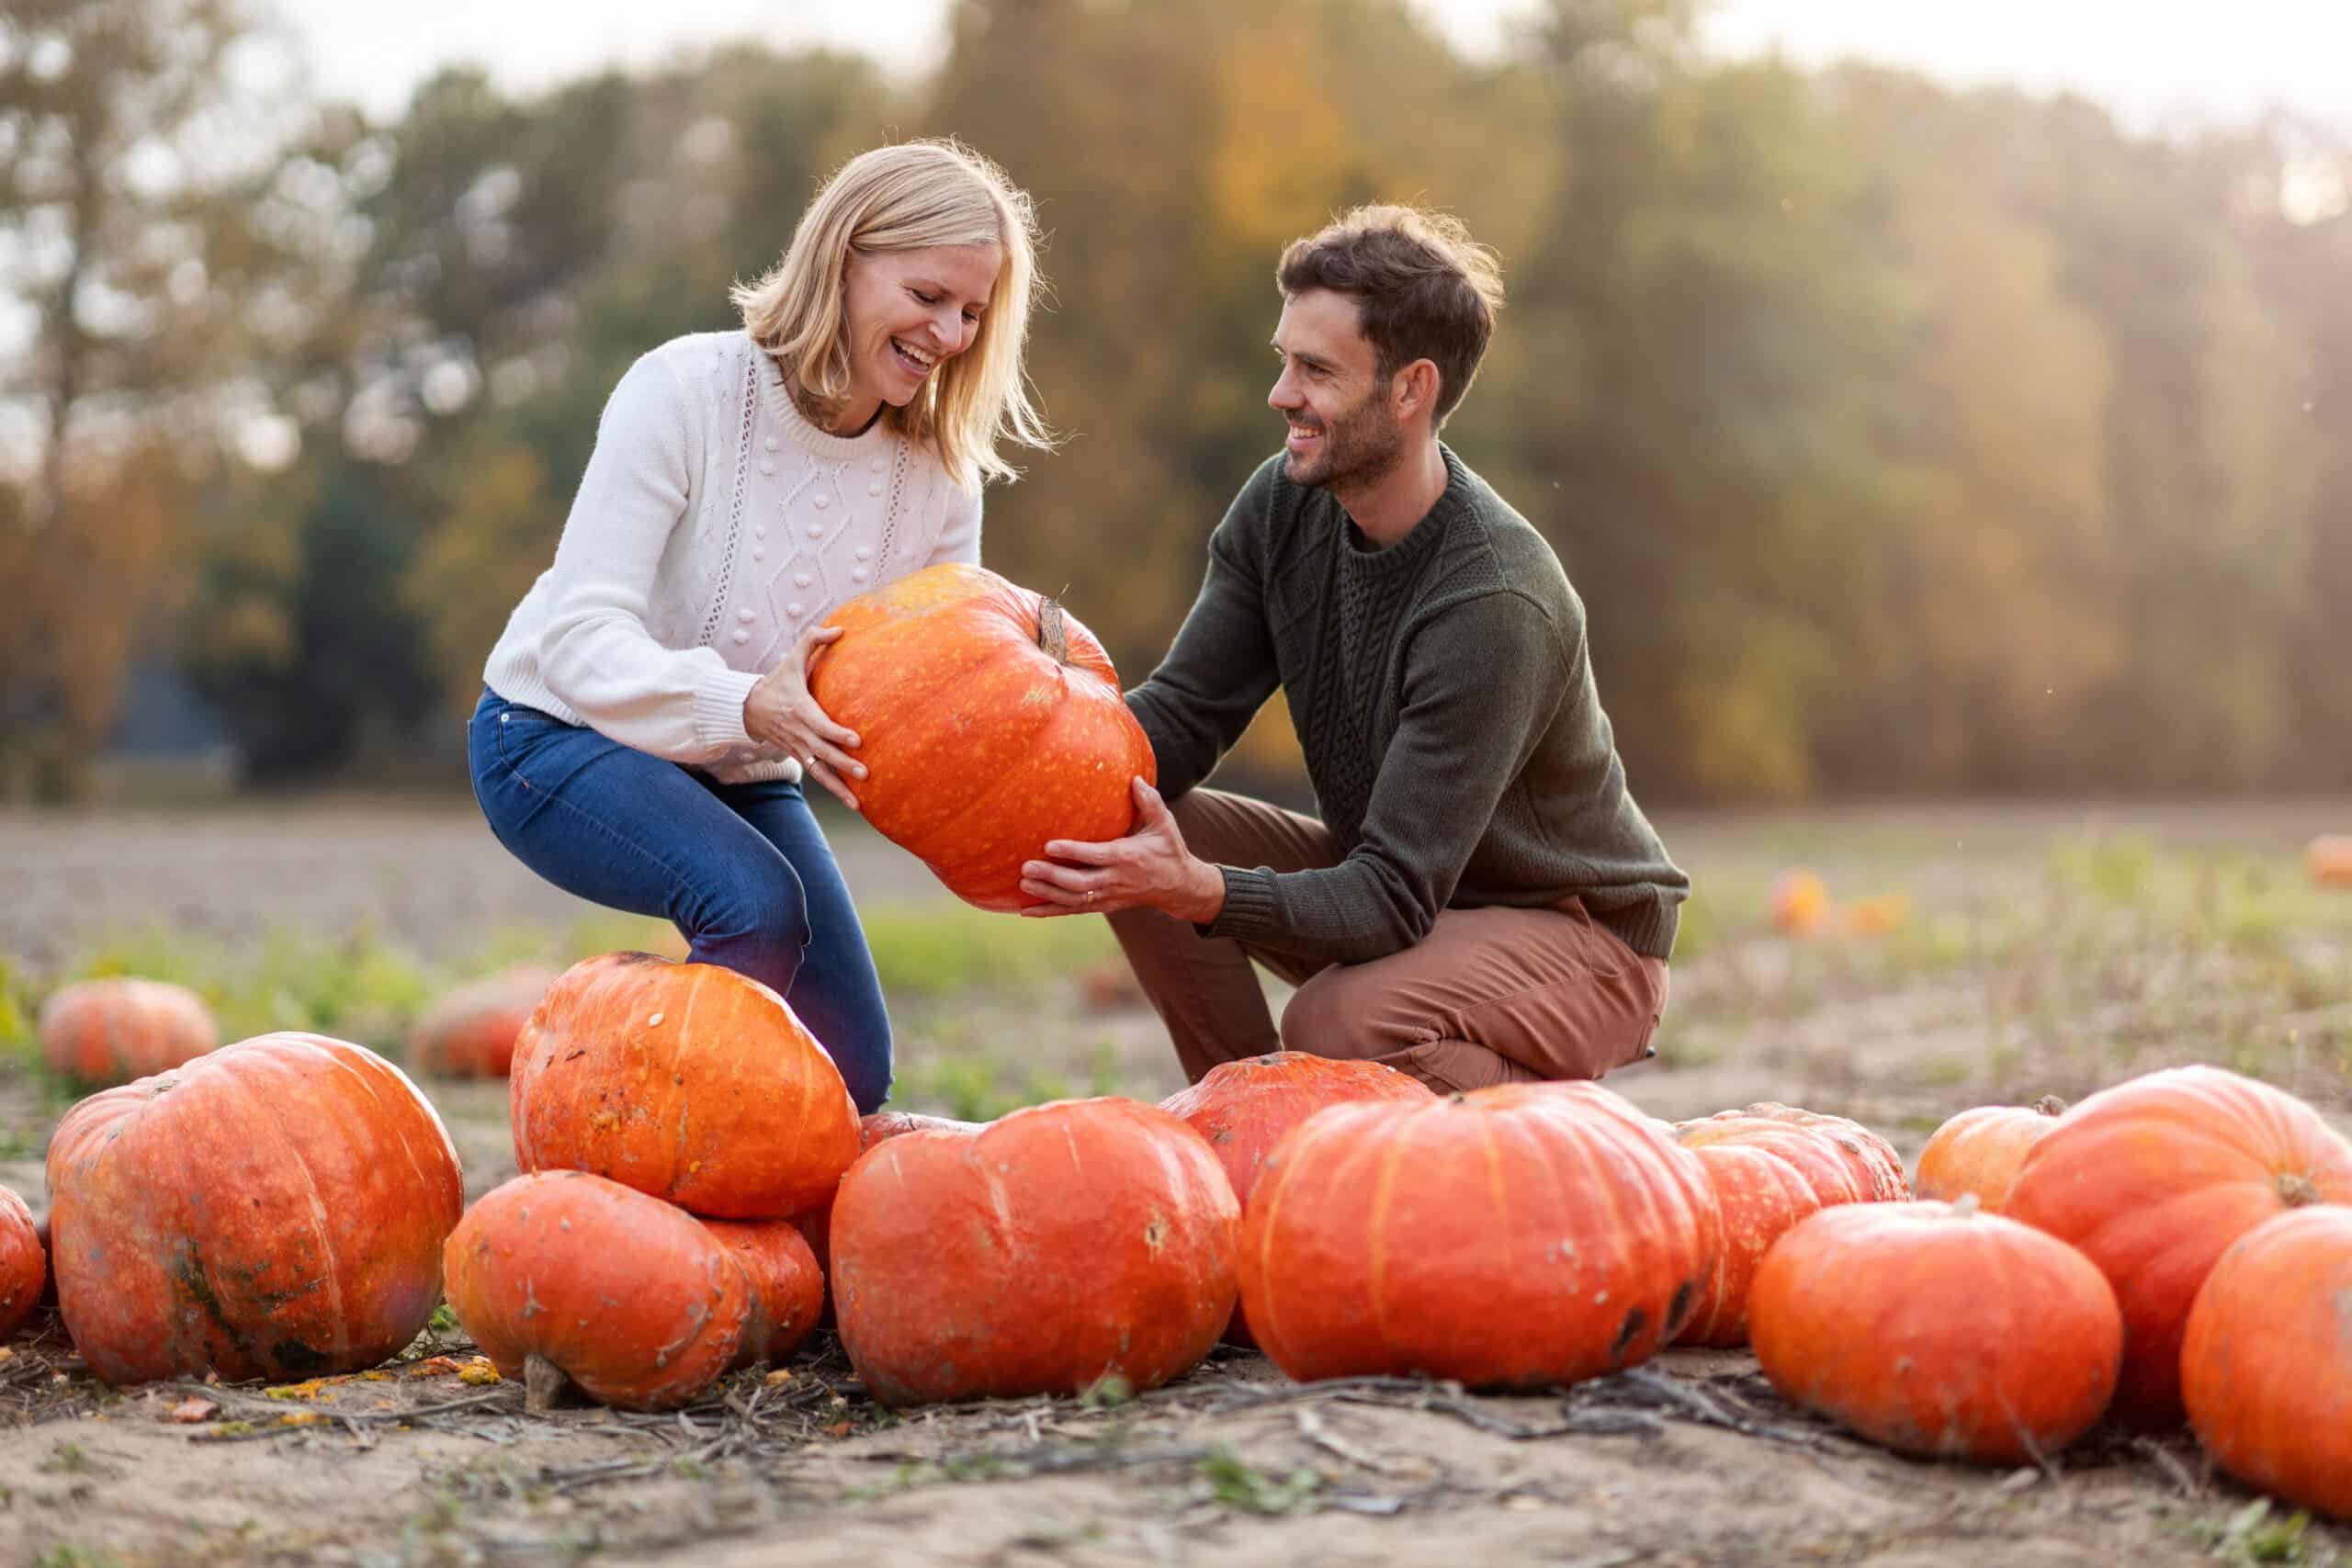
[{"xmin": 1276, "ymin": 204, "xmax": 1507, "ymax": 428}]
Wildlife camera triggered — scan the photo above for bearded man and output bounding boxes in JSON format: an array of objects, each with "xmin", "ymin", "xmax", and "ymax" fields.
[{"xmin": 1020, "ymin": 205, "xmax": 1689, "ymax": 1093}]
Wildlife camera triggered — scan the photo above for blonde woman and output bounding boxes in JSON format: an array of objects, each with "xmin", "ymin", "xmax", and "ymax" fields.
[{"xmin": 469, "ymin": 140, "xmax": 1048, "ymax": 1111}]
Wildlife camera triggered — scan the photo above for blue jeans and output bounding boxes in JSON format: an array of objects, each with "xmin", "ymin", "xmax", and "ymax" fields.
[{"xmin": 467, "ymin": 687, "xmax": 892, "ymax": 1111}]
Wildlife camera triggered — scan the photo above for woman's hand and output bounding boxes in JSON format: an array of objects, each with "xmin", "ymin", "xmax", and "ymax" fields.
[
  {"xmin": 743, "ymin": 624, "xmax": 865, "ymax": 809},
  {"xmin": 1019, "ymin": 778, "xmax": 1227, "ymax": 921}
]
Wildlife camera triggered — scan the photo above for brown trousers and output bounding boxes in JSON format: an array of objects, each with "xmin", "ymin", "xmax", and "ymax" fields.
[{"xmin": 1107, "ymin": 789, "xmax": 1670, "ymax": 1092}]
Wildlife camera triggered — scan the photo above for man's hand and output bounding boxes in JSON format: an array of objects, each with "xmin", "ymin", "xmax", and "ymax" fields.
[
  {"xmin": 1020, "ymin": 777, "xmax": 1226, "ymax": 922},
  {"xmin": 743, "ymin": 623, "xmax": 865, "ymax": 810}
]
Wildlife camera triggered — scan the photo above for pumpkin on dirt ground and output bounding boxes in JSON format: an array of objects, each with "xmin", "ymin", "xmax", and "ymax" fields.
[
  {"xmin": 2181, "ymin": 1206, "xmax": 2352, "ymax": 1519},
  {"xmin": 446, "ymin": 1171, "xmax": 752, "ymax": 1411},
  {"xmin": 1240, "ymin": 1081, "xmax": 1719, "ymax": 1390},
  {"xmin": 1674, "ymin": 1142, "xmax": 1825, "ymax": 1348},
  {"xmin": 510, "ymin": 952, "xmax": 859, "ymax": 1218},
  {"xmin": 1748, "ymin": 1198, "xmax": 2123, "ymax": 1464},
  {"xmin": 805, "ymin": 562, "xmax": 1155, "ymax": 912},
  {"xmin": 38, "ymin": 976, "xmax": 218, "ymax": 1086},
  {"xmin": 2308, "ymin": 834, "xmax": 2352, "ymax": 889},
  {"xmin": 2002, "ymin": 1064, "xmax": 2352, "ymax": 1427},
  {"xmin": 0, "ymin": 1188, "xmax": 45, "ymax": 1339},
  {"xmin": 1160, "ymin": 1052, "xmax": 1434, "ymax": 1347},
  {"xmin": 831, "ymin": 1098, "xmax": 1238, "ymax": 1408},
  {"xmin": 45, "ymin": 1032, "xmax": 464, "ymax": 1385},
  {"xmin": 408, "ymin": 964, "xmax": 561, "ymax": 1077},
  {"xmin": 1912, "ymin": 1096, "xmax": 2068, "ymax": 1211}
]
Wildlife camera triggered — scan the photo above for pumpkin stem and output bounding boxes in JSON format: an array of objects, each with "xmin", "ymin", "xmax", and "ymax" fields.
[
  {"xmin": 1037, "ymin": 599, "xmax": 1069, "ymax": 666},
  {"xmin": 2033, "ymin": 1095, "xmax": 2068, "ymax": 1117},
  {"xmin": 2278, "ymin": 1172, "xmax": 2323, "ymax": 1208},
  {"xmin": 524, "ymin": 1352, "xmax": 571, "ymax": 1414}
]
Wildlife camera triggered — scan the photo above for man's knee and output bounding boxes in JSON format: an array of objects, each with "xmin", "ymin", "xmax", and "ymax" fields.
[{"xmin": 1277, "ymin": 971, "xmax": 1396, "ymax": 1060}]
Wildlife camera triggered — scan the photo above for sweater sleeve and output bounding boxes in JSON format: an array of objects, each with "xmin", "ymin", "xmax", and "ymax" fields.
[
  {"xmin": 1122, "ymin": 461, "xmax": 1283, "ymax": 802},
  {"xmin": 924, "ymin": 479, "xmax": 983, "ymax": 568},
  {"xmin": 533, "ymin": 352, "xmax": 761, "ymax": 761},
  {"xmin": 1207, "ymin": 590, "xmax": 1572, "ymax": 964}
]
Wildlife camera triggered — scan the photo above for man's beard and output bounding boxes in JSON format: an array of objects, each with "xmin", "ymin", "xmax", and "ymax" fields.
[{"xmin": 1283, "ymin": 390, "xmax": 1404, "ymax": 492}]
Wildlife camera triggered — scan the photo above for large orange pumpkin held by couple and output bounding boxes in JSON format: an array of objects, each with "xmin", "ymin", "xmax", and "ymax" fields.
[{"xmin": 808, "ymin": 561, "xmax": 1154, "ymax": 911}]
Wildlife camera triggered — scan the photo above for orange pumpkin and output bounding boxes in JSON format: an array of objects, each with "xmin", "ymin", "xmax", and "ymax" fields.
[
  {"xmin": 1749, "ymin": 1199, "xmax": 2122, "ymax": 1464},
  {"xmin": 445, "ymin": 1171, "xmax": 751, "ymax": 1410},
  {"xmin": 2004, "ymin": 1065, "xmax": 2352, "ymax": 1427},
  {"xmin": 408, "ymin": 965, "xmax": 560, "ymax": 1077},
  {"xmin": 703, "ymin": 1217, "xmax": 824, "ymax": 1370},
  {"xmin": 1913, "ymin": 1096, "xmax": 2067, "ymax": 1210},
  {"xmin": 1674, "ymin": 1103, "xmax": 1897, "ymax": 1204},
  {"xmin": 790, "ymin": 1111, "xmax": 978, "ymax": 1304},
  {"xmin": 807, "ymin": 563, "xmax": 1155, "ymax": 912},
  {"xmin": 1161, "ymin": 1052, "xmax": 1433, "ymax": 1347},
  {"xmin": 46, "ymin": 1032, "xmax": 464, "ymax": 1385},
  {"xmin": 510, "ymin": 953, "xmax": 859, "ymax": 1218},
  {"xmin": 832, "ymin": 1098, "xmax": 1238, "ymax": 1407},
  {"xmin": 0, "ymin": 1188, "xmax": 45, "ymax": 1340},
  {"xmin": 1675, "ymin": 1143, "xmax": 1824, "ymax": 1348},
  {"xmin": 1769, "ymin": 870, "xmax": 1831, "ymax": 934},
  {"xmin": 38, "ymin": 977, "xmax": 217, "ymax": 1085},
  {"xmin": 2182, "ymin": 1206, "xmax": 2352, "ymax": 1518},
  {"xmin": 2308, "ymin": 834, "xmax": 2352, "ymax": 888},
  {"xmin": 1241, "ymin": 1081, "xmax": 1719, "ymax": 1390}
]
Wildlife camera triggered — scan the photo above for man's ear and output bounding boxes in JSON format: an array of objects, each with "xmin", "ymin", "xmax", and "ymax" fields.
[{"xmin": 1393, "ymin": 358, "xmax": 1442, "ymax": 423}]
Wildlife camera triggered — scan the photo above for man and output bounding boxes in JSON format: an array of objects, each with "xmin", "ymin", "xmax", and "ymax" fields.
[{"xmin": 1019, "ymin": 205, "xmax": 1688, "ymax": 1092}]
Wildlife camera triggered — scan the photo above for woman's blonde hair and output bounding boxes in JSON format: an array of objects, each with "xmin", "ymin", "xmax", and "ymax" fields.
[{"xmin": 732, "ymin": 139, "xmax": 1052, "ymax": 491}]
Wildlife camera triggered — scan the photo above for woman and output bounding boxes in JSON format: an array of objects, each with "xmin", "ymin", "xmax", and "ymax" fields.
[{"xmin": 469, "ymin": 139, "xmax": 1049, "ymax": 1113}]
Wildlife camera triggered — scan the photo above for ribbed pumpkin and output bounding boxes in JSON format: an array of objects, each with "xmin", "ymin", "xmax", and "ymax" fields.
[
  {"xmin": 408, "ymin": 965, "xmax": 560, "ymax": 1077},
  {"xmin": 2003, "ymin": 1064, "xmax": 2352, "ymax": 1427},
  {"xmin": 832, "ymin": 1098, "xmax": 1238, "ymax": 1407},
  {"xmin": 1161, "ymin": 1053, "xmax": 1434, "ymax": 1347},
  {"xmin": 1749, "ymin": 1199, "xmax": 2122, "ymax": 1464},
  {"xmin": 1675, "ymin": 1143, "xmax": 1825, "ymax": 1348},
  {"xmin": 511, "ymin": 953, "xmax": 859, "ymax": 1218},
  {"xmin": 2181, "ymin": 1206, "xmax": 2352, "ymax": 1518},
  {"xmin": 445, "ymin": 1171, "xmax": 751, "ymax": 1410},
  {"xmin": 1913, "ymin": 1096, "xmax": 2067, "ymax": 1210},
  {"xmin": 704, "ymin": 1217, "xmax": 824, "ymax": 1370},
  {"xmin": 806, "ymin": 563, "xmax": 1155, "ymax": 912},
  {"xmin": 1241, "ymin": 1081, "xmax": 1718, "ymax": 1389},
  {"xmin": 46, "ymin": 1032, "xmax": 464, "ymax": 1385},
  {"xmin": 1677, "ymin": 1102, "xmax": 1907, "ymax": 1202},
  {"xmin": 0, "ymin": 1188, "xmax": 45, "ymax": 1339},
  {"xmin": 38, "ymin": 977, "xmax": 218, "ymax": 1086}
]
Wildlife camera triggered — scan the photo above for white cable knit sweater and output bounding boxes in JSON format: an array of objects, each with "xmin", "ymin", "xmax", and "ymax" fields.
[{"xmin": 482, "ymin": 330, "xmax": 982, "ymax": 784}]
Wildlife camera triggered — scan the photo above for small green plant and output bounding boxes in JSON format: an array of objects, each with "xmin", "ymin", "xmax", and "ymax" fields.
[
  {"xmin": 34, "ymin": 1546, "xmax": 127, "ymax": 1568},
  {"xmin": 1196, "ymin": 1443, "xmax": 1323, "ymax": 1515}
]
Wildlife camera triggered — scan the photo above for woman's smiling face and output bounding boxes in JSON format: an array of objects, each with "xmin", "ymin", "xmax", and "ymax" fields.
[{"xmin": 835, "ymin": 243, "xmax": 1003, "ymax": 429}]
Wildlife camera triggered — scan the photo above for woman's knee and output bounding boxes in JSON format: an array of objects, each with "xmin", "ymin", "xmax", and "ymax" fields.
[{"xmin": 688, "ymin": 864, "xmax": 811, "ymax": 952}]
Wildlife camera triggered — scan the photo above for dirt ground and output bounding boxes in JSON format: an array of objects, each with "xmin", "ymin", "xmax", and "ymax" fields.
[{"xmin": 3, "ymin": 795, "xmax": 2349, "ymax": 1567}]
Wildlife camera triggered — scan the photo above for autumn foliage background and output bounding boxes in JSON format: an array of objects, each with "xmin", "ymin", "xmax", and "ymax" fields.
[{"xmin": 4, "ymin": 0, "xmax": 2348, "ymax": 807}]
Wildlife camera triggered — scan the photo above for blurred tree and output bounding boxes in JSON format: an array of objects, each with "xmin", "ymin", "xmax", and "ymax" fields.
[{"xmin": 0, "ymin": 0, "xmax": 322, "ymax": 795}]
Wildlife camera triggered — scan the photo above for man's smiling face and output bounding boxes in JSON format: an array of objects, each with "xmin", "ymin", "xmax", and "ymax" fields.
[{"xmin": 1268, "ymin": 288, "xmax": 1405, "ymax": 491}]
